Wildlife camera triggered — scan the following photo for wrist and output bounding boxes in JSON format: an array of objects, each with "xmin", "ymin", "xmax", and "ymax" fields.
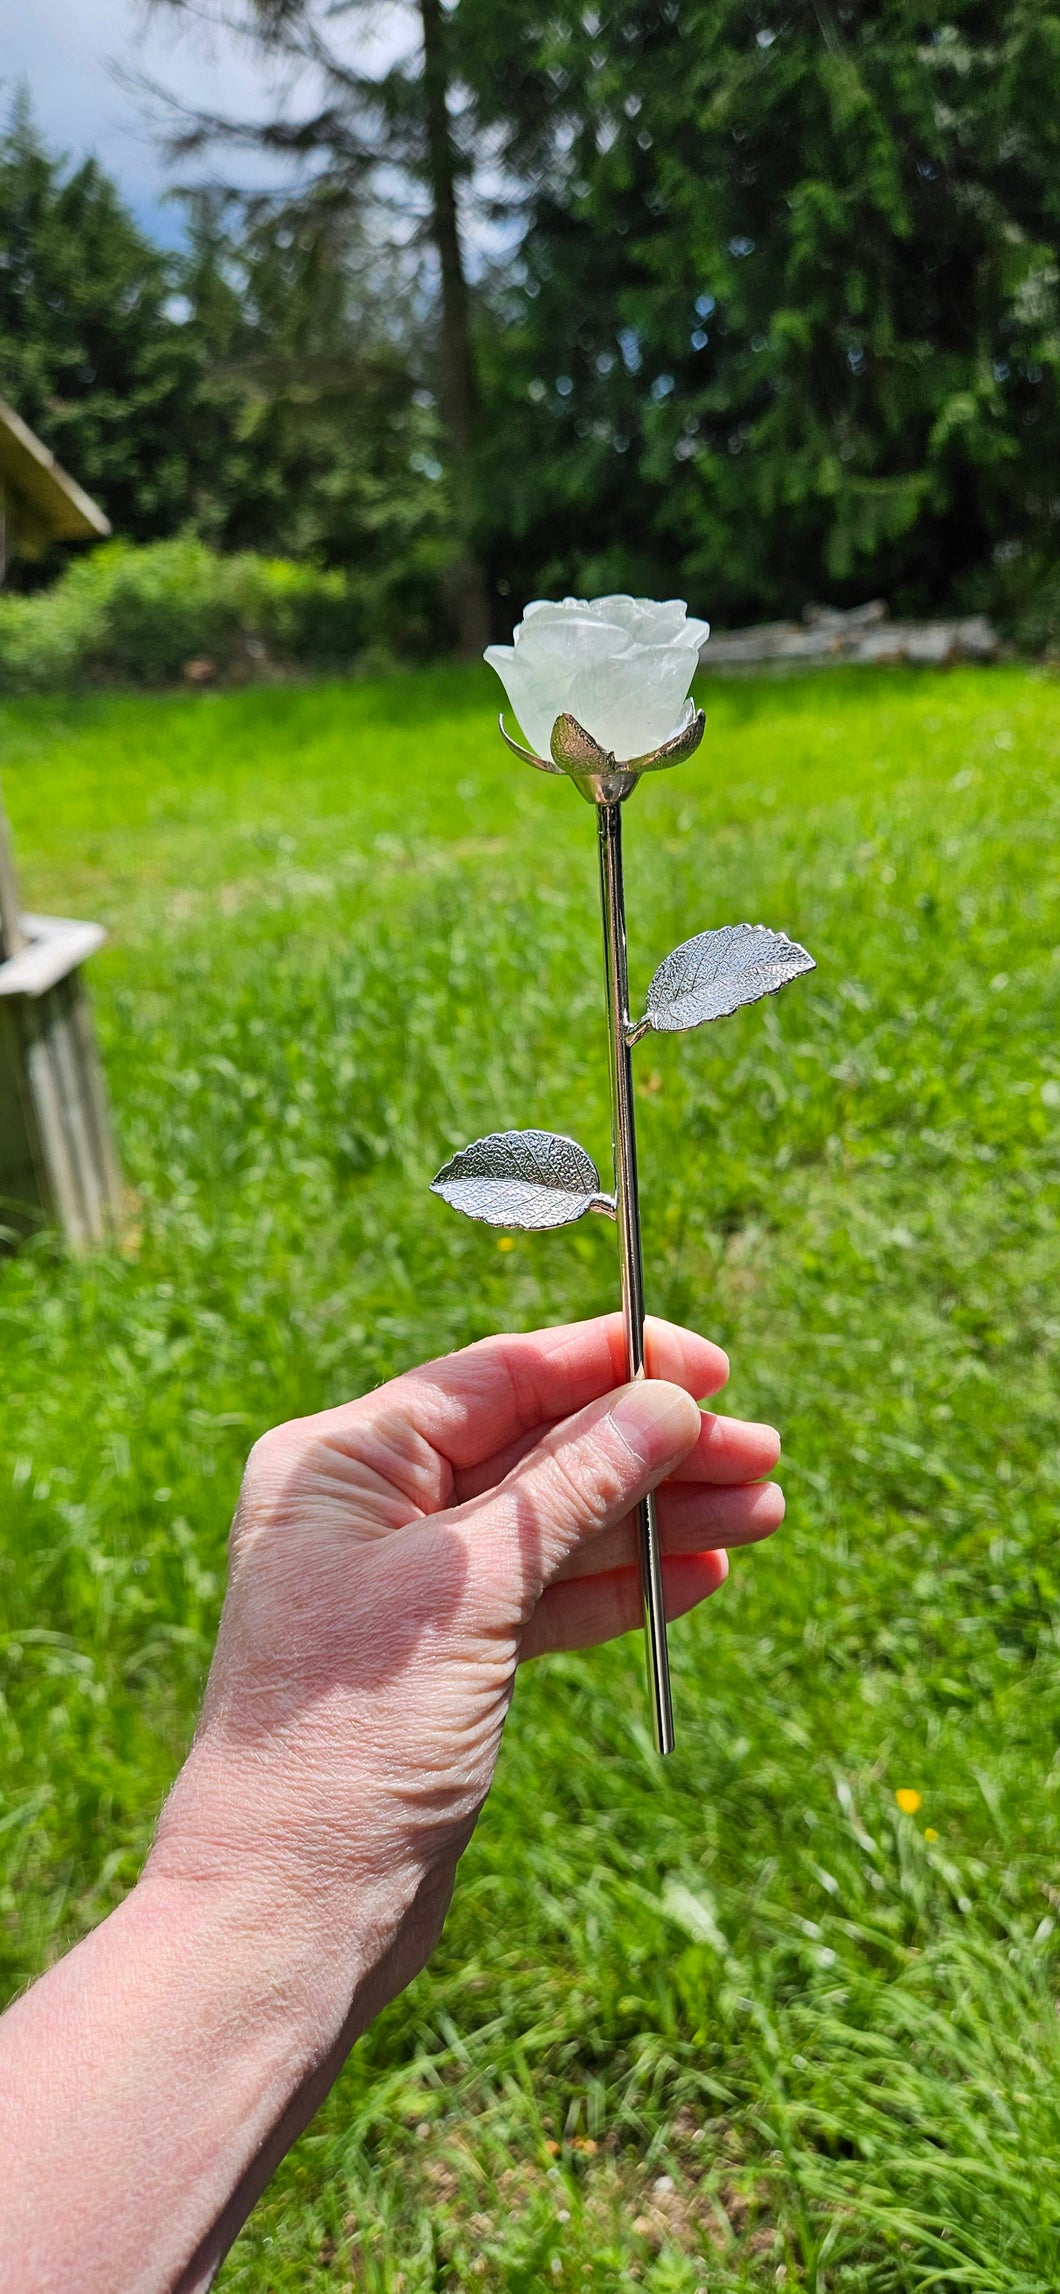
[
  {"xmin": 0, "ymin": 1844, "xmax": 434, "ymax": 2294},
  {"xmin": 141, "ymin": 1745, "xmax": 456, "ymax": 2046}
]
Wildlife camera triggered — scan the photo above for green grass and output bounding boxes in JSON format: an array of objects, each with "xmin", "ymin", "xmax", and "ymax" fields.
[{"xmin": 2, "ymin": 663, "xmax": 1060, "ymax": 2290}]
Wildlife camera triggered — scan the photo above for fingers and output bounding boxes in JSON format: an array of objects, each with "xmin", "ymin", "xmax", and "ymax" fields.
[
  {"xmin": 522, "ymin": 1551, "xmax": 729, "ymax": 1659},
  {"xmin": 643, "ymin": 1317, "xmax": 728, "ymax": 1396},
  {"xmin": 552, "ymin": 1474, "xmax": 784, "ymax": 1582},
  {"xmin": 453, "ymin": 1378, "xmax": 704, "ymax": 1605},
  {"xmin": 388, "ymin": 1314, "xmax": 729, "ymax": 1475},
  {"xmin": 449, "ymin": 1335, "xmax": 750, "ymax": 1506},
  {"xmin": 663, "ymin": 1474, "xmax": 785, "ymax": 1548},
  {"xmin": 454, "ymin": 1403, "xmax": 778, "ymax": 1509},
  {"xmin": 670, "ymin": 1411, "xmax": 780, "ymax": 1486}
]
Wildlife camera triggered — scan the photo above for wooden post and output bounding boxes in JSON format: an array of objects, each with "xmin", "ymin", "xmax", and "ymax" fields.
[
  {"xmin": 0, "ymin": 795, "xmax": 123, "ymax": 1249},
  {"xmin": 0, "ymin": 787, "xmax": 25, "ymax": 962}
]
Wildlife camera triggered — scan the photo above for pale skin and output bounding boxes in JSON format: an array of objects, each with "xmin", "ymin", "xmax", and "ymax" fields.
[{"xmin": 0, "ymin": 1313, "xmax": 783, "ymax": 2293}]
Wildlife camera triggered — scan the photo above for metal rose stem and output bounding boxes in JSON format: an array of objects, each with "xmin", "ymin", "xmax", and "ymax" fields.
[
  {"xmin": 596, "ymin": 796, "xmax": 675, "ymax": 1758},
  {"xmin": 437, "ymin": 683, "xmax": 814, "ymax": 1754}
]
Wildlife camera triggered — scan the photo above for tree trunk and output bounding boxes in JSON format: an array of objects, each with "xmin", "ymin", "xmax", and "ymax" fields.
[{"xmin": 418, "ymin": 0, "xmax": 491, "ymax": 658}]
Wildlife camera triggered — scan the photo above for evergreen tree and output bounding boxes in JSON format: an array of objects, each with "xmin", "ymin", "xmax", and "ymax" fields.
[
  {"xmin": 146, "ymin": 0, "xmax": 493, "ymax": 652},
  {"xmin": 175, "ymin": 186, "xmax": 454, "ymax": 641},
  {"xmin": 0, "ymin": 97, "xmax": 448, "ymax": 637},
  {"xmin": 0, "ymin": 92, "xmax": 206, "ymax": 556},
  {"xmin": 7, "ymin": 1, "xmax": 1060, "ymax": 633},
  {"xmin": 466, "ymin": 0, "xmax": 1060, "ymax": 621}
]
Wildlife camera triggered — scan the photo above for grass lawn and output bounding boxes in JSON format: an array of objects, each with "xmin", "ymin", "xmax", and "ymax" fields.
[{"xmin": 2, "ymin": 662, "xmax": 1060, "ymax": 2290}]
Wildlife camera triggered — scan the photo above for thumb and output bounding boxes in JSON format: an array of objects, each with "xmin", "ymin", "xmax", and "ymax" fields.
[{"xmin": 460, "ymin": 1379, "xmax": 703, "ymax": 1610}]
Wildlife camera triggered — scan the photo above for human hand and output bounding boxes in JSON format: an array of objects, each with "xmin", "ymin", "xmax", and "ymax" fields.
[
  {"xmin": 150, "ymin": 1315, "xmax": 782, "ymax": 1979},
  {"xmin": 0, "ymin": 1318, "xmax": 783, "ymax": 2294}
]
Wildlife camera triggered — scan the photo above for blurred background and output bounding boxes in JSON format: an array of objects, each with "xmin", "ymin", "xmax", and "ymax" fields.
[
  {"xmin": 3, "ymin": 10, "xmax": 1060, "ymax": 2292},
  {"xmin": 2, "ymin": 0, "xmax": 1060, "ymax": 671}
]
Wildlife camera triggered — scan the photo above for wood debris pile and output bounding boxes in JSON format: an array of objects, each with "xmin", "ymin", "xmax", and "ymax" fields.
[{"xmin": 700, "ymin": 598, "xmax": 998, "ymax": 672}]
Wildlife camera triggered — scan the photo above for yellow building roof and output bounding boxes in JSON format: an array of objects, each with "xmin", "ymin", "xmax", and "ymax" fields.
[{"xmin": 0, "ymin": 399, "xmax": 111, "ymax": 545}]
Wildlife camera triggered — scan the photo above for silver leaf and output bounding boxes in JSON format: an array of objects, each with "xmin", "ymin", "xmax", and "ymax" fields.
[
  {"xmin": 640, "ymin": 923, "xmax": 816, "ymax": 1036},
  {"xmin": 431, "ymin": 1129, "xmax": 614, "ymax": 1229}
]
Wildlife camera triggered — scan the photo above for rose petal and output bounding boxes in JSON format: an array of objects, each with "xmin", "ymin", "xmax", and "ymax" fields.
[{"xmin": 485, "ymin": 595, "xmax": 709, "ymax": 762}]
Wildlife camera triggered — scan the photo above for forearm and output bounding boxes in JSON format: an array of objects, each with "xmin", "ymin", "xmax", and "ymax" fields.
[
  {"xmin": 0, "ymin": 1321, "xmax": 765, "ymax": 2285},
  {"xmin": 0, "ymin": 1848, "xmax": 438, "ymax": 2294}
]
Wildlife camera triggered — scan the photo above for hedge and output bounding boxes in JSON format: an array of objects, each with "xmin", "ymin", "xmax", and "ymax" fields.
[{"xmin": 0, "ymin": 538, "xmax": 372, "ymax": 692}]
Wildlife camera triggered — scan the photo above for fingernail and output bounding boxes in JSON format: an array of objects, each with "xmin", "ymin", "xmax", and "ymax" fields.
[{"xmin": 609, "ymin": 1381, "xmax": 701, "ymax": 1469}]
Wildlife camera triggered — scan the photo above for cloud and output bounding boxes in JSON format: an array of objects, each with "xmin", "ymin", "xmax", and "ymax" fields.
[{"xmin": 0, "ymin": 0, "xmax": 321, "ymax": 244}]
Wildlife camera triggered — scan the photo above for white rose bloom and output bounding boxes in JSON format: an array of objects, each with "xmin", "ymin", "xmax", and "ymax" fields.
[{"xmin": 484, "ymin": 594, "xmax": 710, "ymax": 763}]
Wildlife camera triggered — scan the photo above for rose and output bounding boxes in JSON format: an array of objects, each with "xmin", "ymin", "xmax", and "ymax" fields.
[{"xmin": 484, "ymin": 594, "xmax": 710, "ymax": 765}]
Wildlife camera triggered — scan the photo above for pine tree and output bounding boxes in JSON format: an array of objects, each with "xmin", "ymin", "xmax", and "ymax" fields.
[
  {"xmin": 174, "ymin": 185, "xmax": 454, "ymax": 641},
  {"xmin": 146, "ymin": 0, "xmax": 492, "ymax": 652},
  {"xmin": 0, "ymin": 92, "xmax": 206, "ymax": 554},
  {"xmin": 466, "ymin": 0, "xmax": 1060, "ymax": 621}
]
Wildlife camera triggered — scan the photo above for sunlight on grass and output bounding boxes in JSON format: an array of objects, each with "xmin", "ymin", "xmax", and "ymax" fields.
[{"xmin": 1, "ymin": 664, "xmax": 1059, "ymax": 2288}]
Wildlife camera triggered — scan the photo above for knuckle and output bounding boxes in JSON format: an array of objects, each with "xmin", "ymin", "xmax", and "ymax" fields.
[
  {"xmin": 546, "ymin": 1429, "xmax": 624, "ymax": 1533},
  {"xmin": 233, "ymin": 1422, "xmax": 307, "ymax": 1549},
  {"xmin": 244, "ymin": 1423, "xmax": 289, "ymax": 1483},
  {"xmin": 238, "ymin": 1433, "xmax": 281, "ymax": 1518}
]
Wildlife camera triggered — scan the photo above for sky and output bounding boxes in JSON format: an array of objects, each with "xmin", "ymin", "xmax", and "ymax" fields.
[{"xmin": 0, "ymin": 0, "xmax": 332, "ymax": 245}]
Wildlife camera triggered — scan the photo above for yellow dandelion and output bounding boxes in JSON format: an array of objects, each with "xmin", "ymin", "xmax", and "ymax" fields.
[
  {"xmin": 924, "ymin": 1827, "xmax": 938, "ymax": 1842},
  {"xmin": 895, "ymin": 1787, "xmax": 923, "ymax": 1815},
  {"xmin": 497, "ymin": 1235, "xmax": 515, "ymax": 1252}
]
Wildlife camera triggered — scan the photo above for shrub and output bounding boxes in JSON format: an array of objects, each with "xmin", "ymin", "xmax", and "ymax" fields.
[
  {"xmin": 229, "ymin": 554, "xmax": 365, "ymax": 672},
  {"xmin": 959, "ymin": 544, "xmax": 1060, "ymax": 659},
  {"xmin": 0, "ymin": 576, "xmax": 106, "ymax": 692},
  {"xmin": 1008, "ymin": 563, "xmax": 1060, "ymax": 660},
  {"xmin": 0, "ymin": 538, "xmax": 371, "ymax": 692},
  {"xmin": 83, "ymin": 538, "xmax": 243, "ymax": 682}
]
